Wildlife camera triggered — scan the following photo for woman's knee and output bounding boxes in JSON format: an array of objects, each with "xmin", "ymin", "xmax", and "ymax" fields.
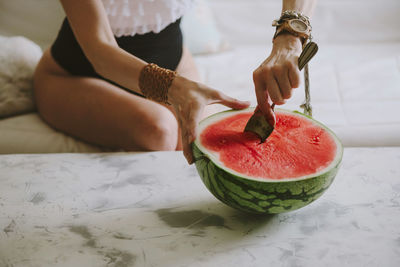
[
  {"xmin": 33, "ymin": 51, "xmax": 180, "ymax": 152},
  {"xmin": 126, "ymin": 108, "xmax": 179, "ymax": 151},
  {"xmin": 149, "ymin": 117, "xmax": 178, "ymax": 151}
]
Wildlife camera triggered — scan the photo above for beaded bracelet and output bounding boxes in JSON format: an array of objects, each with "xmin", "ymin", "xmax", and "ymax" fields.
[
  {"xmin": 272, "ymin": 10, "xmax": 311, "ymax": 30},
  {"xmin": 139, "ymin": 63, "xmax": 177, "ymax": 105}
]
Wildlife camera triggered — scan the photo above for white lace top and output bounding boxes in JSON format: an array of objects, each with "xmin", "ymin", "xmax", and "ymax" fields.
[{"xmin": 101, "ymin": 0, "xmax": 194, "ymax": 37}]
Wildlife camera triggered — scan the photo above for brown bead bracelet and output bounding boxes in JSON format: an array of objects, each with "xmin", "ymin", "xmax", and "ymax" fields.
[{"xmin": 138, "ymin": 63, "xmax": 177, "ymax": 105}]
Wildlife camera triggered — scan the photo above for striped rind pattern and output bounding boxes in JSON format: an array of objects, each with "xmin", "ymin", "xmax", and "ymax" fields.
[{"xmin": 193, "ymin": 143, "xmax": 341, "ymax": 214}]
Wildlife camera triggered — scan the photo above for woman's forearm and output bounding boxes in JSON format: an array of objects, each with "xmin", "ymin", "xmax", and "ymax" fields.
[
  {"xmin": 92, "ymin": 43, "xmax": 147, "ymax": 93},
  {"xmin": 60, "ymin": 0, "xmax": 146, "ymax": 94},
  {"xmin": 282, "ymin": 0, "xmax": 317, "ymax": 17},
  {"xmin": 273, "ymin": 0, "xmax": 318, "ymax": 49}
]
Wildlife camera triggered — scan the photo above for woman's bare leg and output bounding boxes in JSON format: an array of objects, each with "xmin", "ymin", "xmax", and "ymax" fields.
[
  {"xmin": 34, "ymin": 46, "xmax": 218, "ymax": 152},
  {"xmin": 34, "ymin": 49, "xmax": 179, "ymax": 151},
  {"xmin": 176, "ymin": 46, "xmax": 201, "ymax": 82}
]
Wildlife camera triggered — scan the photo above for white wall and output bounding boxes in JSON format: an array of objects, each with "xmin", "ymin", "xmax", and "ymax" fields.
[{"xmin": 208, "ymin": 0, "xmax": 400, "ymax": 45}]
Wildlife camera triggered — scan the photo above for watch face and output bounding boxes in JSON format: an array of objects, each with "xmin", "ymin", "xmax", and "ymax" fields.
[{"xmin": 289, "ymin": 19, "xmax": 308, "ymax": 33}]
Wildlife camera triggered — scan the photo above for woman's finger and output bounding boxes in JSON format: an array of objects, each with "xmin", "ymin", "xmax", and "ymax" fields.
[
  {"xmin": 178, "ymin": 115, "xmax": 194, "ymax": 164},
  {"xmin": 183, "ymin": 140, "xmax": 193, "ymax": 164},
  {"xmin": 179, "ymin": 103, "xmax": 203, "ymax": 164},
  {"xmin": 275, "ymin": 67, "xmax": 293, "ymax": 100},
  {"xmin": 254, "ymin": 74, "xmax": 276, "ymax": 126},
  {"xmin": 210, "ymin": 91, "xmax": 250, "ymax": 110},
  {"xmin": 185, "ymin": 104, "xmax": 202, "ymax": 143},
  {"xmin": 266, "ymin": 71, "xmax": 285, "ymax": 105},
  {"xmin": 181, "ymin": 133, "xmax": 193, "ymax": 164},
  {"xmin": 288, "ymin": 62, "xmax": 301, "ymax": 88}
]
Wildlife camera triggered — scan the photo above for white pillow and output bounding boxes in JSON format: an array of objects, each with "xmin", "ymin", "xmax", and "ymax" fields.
[
  {"xmin": 181, "ymin": 0, "xmax": 229, "ymax": 55},
  {"xmin": 0, "ymin": 36, "xmax": 42, "ymax": 118}
]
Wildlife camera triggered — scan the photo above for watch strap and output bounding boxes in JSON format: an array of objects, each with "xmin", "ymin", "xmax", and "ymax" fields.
[{"xmin": 273, "ymin": 23, "xmax": 309, "ymax": 45}]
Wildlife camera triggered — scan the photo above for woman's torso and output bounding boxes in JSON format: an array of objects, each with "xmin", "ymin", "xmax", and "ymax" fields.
[{"xmin": 50, "ymin": 0, "xmax": 193, "ymax": 88}]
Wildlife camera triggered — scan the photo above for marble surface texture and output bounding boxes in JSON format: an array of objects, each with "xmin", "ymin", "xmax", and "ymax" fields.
[{"xmin": 0, "ymin": 148, "xmax": 400, "ymax": 267}]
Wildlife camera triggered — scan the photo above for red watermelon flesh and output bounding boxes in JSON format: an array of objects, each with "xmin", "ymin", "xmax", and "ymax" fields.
[{"xmin": 200, "ymin": 111, "xmax": 337, "ymax": 180}]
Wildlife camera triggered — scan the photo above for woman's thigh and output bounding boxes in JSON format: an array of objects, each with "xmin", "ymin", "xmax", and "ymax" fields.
[
  {"xmin": 34, "ymin": 49, "xmax": 179, "ymax": 151},
  {"xmin": 34, "ymin": 46, "xmax": 220, "ymax": 152},
  {"xmin": 176, "ymin": 46, "xmax": 201, "ymax": 82}
]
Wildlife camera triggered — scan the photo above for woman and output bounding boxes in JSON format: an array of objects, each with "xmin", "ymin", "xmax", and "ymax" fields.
[{"xmin": 33, "ymin": 0, "xmax": 316, "ymax": 164}]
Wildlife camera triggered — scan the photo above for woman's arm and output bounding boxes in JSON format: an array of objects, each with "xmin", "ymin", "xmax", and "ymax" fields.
[
  {"xmin": 253, "ymin": 0, "xmax": 317, "ymax": 125},
  {"xmin": 282, "ymin": 0, "xmax": 316, "ymax": 15},
  {"xmin": 59, "ymin": 0, "xmax": 147, "ymax": 94},
  {"xmin": 59, "ymin": 0, "xmax": 249, "ymax": 163}
]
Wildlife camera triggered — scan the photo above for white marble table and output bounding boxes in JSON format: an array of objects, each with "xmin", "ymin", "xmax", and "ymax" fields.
[{"xmin": 0, "ymin": 148, "xmax": 399, "ymax": 267}]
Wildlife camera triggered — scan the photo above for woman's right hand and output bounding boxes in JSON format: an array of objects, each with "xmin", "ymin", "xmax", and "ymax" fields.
[{"xmin": 168, "ymin": 76, "xmax": 250, "ymax": 164}]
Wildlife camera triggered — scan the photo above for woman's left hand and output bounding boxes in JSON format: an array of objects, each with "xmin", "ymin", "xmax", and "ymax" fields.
[
  {"xmin": 252, "ymin": 33, "xmax": 303, "ymax": 126},
  {"xmin": 168, "ymin": 76, "xmax": 250, "ymax": 164}
]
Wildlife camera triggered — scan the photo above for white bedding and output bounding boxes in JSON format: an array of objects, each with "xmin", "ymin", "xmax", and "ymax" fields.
[
  {"xmin": 0, "ymin": 114, "xmax": 104, "ymax": 153},
  {"xmin": 195, "ymin": 43, "xmax": 400, "ymax": 147},
  {"xmin": 0, "ymin": 0, "xmax": 399, "ymax": 153}
]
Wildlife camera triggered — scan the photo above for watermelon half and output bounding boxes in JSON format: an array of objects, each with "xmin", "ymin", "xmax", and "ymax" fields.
[{"xmin": 192, "ymin": 108, "xmax": 343, "ymax": 214}]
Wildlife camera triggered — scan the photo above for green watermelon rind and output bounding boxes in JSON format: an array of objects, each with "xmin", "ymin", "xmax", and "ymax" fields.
[{"xmin": 192, "ymin": 108, "xmax": 343, "ymax": 214}]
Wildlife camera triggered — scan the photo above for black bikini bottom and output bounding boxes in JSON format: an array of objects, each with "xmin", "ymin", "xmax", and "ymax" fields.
[{"xmin": 50, "ymin": 18, "xmax": 183, "ymax": 95}]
